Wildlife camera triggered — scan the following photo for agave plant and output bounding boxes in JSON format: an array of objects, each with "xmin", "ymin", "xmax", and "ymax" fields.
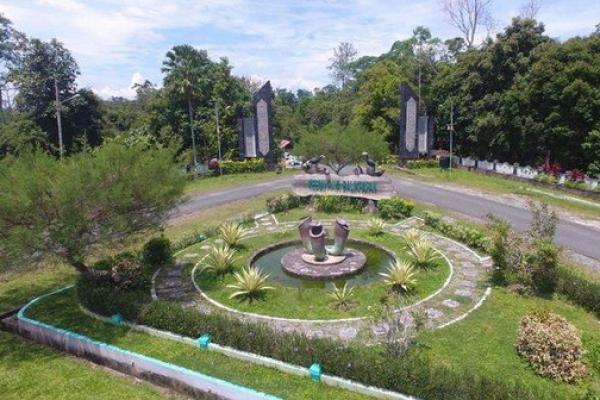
[
  {"xmin": 401, "ymin": 229, "xmax": 423, "ymax": 249},
  {"xmin": 200, "ymin": 244, "xmax": 237, "ymax": 276},
  {"xmin": 379, "ymin": 260, "xmax": 418, "ymax": 292},
  {"xmin": 367, "ymin": 217, "xmax": 386, "ymax": 236},
  {"xmin": 227, "ymin": 267, "xmax": 274, "ymax": 301},
  {"xmin": 218, "ymin": 222, "xmax": 249, "ymax": 247},
  {"xmin": 328, "ymin": 282, "xmax": 355, "ymax": 310},
  {"xmin": 406, "ymin": 238, "xmax": 440, "ymax": 268}
]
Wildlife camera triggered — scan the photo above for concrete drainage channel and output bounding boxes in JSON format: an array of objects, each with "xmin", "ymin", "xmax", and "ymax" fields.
[{"xmin": 0, "ymin": 287, "xmax": 417, "ymax": 400}]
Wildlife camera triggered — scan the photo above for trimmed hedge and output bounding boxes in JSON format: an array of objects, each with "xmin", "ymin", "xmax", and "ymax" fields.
[
  {"xmin": 266, "ymin": 193, "xmax": 310, "ymax": 213},
  {"xmin": 423, "ymin": 211, "xmax": 492, "ymax": 253},
  {"xmin": 220, "ymin": 159, "xmax": 266, "ymax": 175},
  {"xmin": 313, "ymin": 195, "xmax": 364, "ymax": 213},
  {"xmin": 378, "ymin": 197, "xmax": 414, "ymax": 219},
  {"xmin": 76, "ymin": 278, "xmax": 150, "ymax": 321},
  {"xmin": 556, "ymin": 267, "xmax": 600, "ymax": 318},
  {"xmin": 406, "ymin": 159, "xmax": 439, "ymax": 169}
]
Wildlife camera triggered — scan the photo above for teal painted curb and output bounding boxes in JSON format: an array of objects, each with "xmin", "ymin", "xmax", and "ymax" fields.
[{"xmin": 16, "ymin": 287, "xmax": 281, "ymax": 400}]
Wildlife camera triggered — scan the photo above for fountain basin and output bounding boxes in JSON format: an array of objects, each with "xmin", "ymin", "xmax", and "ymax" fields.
[{"xmin": 282, "ymin": 247, "xmax": 367, "ymax": 280}]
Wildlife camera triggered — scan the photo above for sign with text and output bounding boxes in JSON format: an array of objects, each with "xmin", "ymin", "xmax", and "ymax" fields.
[{"xmin": 292, "ymin": 174, "xmax": 394, "ymax": 200}]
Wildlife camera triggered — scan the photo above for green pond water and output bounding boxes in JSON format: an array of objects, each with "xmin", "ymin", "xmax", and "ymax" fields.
[{"xmin": 250, "ymin": 240, "xmax": 394, "ymax": 289}]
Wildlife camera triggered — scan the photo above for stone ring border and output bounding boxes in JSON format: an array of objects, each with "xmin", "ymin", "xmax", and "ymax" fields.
[{"xmin": 189, "ymin": 228, "xmax": 455, "ymax": 324}]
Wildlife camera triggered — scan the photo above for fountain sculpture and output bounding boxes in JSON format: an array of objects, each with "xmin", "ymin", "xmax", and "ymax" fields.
[{"xmin": 281, "ymin": 216, "xmax": 367, "ymax": 280}]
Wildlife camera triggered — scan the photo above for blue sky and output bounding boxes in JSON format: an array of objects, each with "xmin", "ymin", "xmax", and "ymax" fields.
[{"xmin": 2, "ymin": 0, "xmax": 598, "ymax": 99}]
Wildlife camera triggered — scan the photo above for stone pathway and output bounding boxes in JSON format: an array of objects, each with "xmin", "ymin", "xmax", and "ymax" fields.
[{"xmin": 154, "ymin": 215, "xmax": 492, "ymax": 342}]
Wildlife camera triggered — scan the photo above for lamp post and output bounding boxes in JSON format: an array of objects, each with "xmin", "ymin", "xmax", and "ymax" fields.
[
  {"xmin": 54, "ymin": 78, "xmax": 81, "ymax": 160},
  {"xmin": 214, "ymin": 102, "xmax": 231, "ymax": 175}
]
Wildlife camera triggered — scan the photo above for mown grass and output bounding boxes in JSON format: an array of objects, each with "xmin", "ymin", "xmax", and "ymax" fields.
[
  {"xmin": 417, "ymin": 287, "xmax": 600, "ymax": 398},
  {"xmin": 0, "ymin": 331, "xmax": 187, "ymax": 400},
  {"xmin": 190, "ymin": 230, "xmax": 450, "ymax": 319},
  {"xmin": 183, "ymin": 169, "xmax": 297, "ymax": 196},
  {"xmin": 389, "ymin": 168, "xmax": 600, "ymax": 218},
  {"xmin": 24, "ymin": 290, "xmax": 372, "ymax": 400}
]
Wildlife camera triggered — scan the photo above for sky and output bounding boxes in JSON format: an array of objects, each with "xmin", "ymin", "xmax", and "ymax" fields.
[{"xmin": 2, "ymin": 0, "xmax": 598, "ymax": 99}]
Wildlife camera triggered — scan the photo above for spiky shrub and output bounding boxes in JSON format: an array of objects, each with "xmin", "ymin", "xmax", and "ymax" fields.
[
  {"xmin": 367, "ymin": 218, "xmax": 386, "ymax": 236},
  {"xmin": 379, "ymin": 260, "xmax": 418, "ymax": 292},
  {"xmin": 328, "ymin": 282, "xmax": 355, "ymax": 310},
  {"xmin": 406, "ymin": 238, "xmax": 440, "ymax": 269},
  {"xmin": 516, "ymin": 311, "xmax": 587, "ymax": 383},
  {"xmin": 218, "ymin": 222, "xmax": 249, "ymax": 247},
  {"xmin": 227, "ymin": 267, "xmax": 274, "ymax": 301},
  {"xmin": 400, "ymin": 229, "xmax": 423, "ymax": 249},
  {"xmin": 201, "ymin": 244, "xmax": 237, "ymax": 276}
]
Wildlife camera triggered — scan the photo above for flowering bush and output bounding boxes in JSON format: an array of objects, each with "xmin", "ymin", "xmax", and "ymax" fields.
[
  {"xmin": 541, "ymin": 162, "xmax": 562, "ymax": 176},
  {"xmin": 516, "ymin": 311, "xmax": 587, "ymax": 383},
  {"xmin": 566, "ymin": 169, "xmax": 585, "ymax": 182}
]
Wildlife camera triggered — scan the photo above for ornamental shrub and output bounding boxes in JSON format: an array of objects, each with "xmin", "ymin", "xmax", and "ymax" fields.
[
  {"xmin": 76, "ymin": 278, "xmax": 150, "ymax": 321},
  {"xmin": 406, "ymin": 159, "xmax": 439, "ymax": 169},
  {"xmin": 556, "ymin": 267, "xmax": 600, "ymax": 318},
  {"xmin": 313, "ymin": 195, "xmax": 364, "ymax": 213},
  {"xmin": 142, "ymin": 236, "xmax": 172, "ymax": 269},
  {"xmin": 111, "ymin": 253, "xmax": 146, "ymax": 290},
  {"xmin": 220, "ymin": 159, "xmax": 266, "ymax": 174},
  {"xmin": 423, "ymin": 212, "xmax": 492, "ymax": 253},
  {"xmin": 516, "ymin": 311, "xmax": 587, "ymax": 383},
  {"xmin": 535, "ymin": 174, "xmax": 557, "ymax": 184},
  {"xmin": 378, "ymin": 197, "xmax": 414, "ymax": 219},
  {"xmin": 528, "ymin": 240, "xmax": 560, "ymax": 294},
  {"xmin": 266, "ymin": 193, "xmax": 309, "ymax": 213}
]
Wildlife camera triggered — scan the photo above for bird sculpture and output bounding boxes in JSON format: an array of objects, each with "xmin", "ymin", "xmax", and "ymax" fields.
[
  {"xmin": 302, "ymin": 155, "xmax": 326, "ymax": 174},
  {"xmin": 363, "ymin": 152, "xmax": 384, "ymax": 177}
]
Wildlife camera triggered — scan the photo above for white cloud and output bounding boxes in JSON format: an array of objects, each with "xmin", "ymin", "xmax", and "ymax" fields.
[{"xmin": 3, "ymin": 0, "xmax": 598, "ymax": 99}]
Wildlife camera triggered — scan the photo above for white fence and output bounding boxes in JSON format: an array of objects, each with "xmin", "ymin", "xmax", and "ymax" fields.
[{"xmin": 458, "ymin": 157, "xmax": 599, "ymax": 191}]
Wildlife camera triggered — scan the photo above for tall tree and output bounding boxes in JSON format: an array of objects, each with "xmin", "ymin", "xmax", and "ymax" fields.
[
  {"xmin": 9, "ymin": 38, "xmax": 102, "ymax": 152},
  {"xmin": 162, "ymin": 45, "xmax": 211, "ymax": 166},
  {"xmin": 519, "ymin": 0, "xmax": 542, "ymax": 20},
  {"xmin": 441, "ymin": 0, "xmax": 494, "ymax": 48},
  {"xmin": 0, "ymin": 140, "xmax": 185, "ymax": 276},
  {"xmin": 328, "ymin": 42, "xmax": 358, "ymax": 88}
]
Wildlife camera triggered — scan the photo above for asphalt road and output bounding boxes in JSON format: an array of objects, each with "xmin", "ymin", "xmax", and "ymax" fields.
[{"xmin": 173, "ymin": 175, "xmax": 600, "ymax": 261}]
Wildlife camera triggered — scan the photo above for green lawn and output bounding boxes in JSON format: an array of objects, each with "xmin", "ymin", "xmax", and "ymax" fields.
[
  {"xmin": 190, "ymin": 230, "xmax": 450, "ymax": 319},
  {"xmin": 417, "ymin": 287, "xmax": 600, "ymax": 398},
  {"xmin": 24, "ymin": 290, "xmax": 372, "ymax": 400},
  {"xmin": 389, "ymin": 168, "xmax": 600, "ymax": 218},
  {"xmin": 183, "ymin": 169, "xmax": 297, "ymax": 196},
  {"xmin": 0, "ymin": 331, "xmax": 186, "ymax": 400}
]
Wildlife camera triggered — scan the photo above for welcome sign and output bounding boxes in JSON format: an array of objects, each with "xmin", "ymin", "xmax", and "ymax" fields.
[{"xmin": 292, "ymin": 174, "xmax": 394, "ymax": 200}]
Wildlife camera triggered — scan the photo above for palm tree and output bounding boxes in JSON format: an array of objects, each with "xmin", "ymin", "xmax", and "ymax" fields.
[{"xmin": 161, "ymin": 45, "xmax": 210, "ymax": 167}]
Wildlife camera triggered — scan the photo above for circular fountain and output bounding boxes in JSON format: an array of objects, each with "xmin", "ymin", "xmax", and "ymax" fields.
[{"xmin": 279, "ymin": 217, "xmax": 368, "ymax": 280}]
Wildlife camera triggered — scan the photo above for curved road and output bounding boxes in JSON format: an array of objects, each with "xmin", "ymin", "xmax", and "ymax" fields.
[{"xmin": 173, "ymin": 175, "xmax": 600, "ymax": 261}]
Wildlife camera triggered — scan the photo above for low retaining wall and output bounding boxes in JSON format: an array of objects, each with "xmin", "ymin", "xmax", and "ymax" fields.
[{"xmin": 12, "ymin": 288, "xmax": 280, "ymax": 400}]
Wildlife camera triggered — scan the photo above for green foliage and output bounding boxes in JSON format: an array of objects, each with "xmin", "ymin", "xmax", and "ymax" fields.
[
  {"xmin": 172, "ymin": 230, "xmax": 207, "ymax": 252},
  {"xmin": 141, "ymin": 236, "xmax": 172, "ymax": 269},
  {"xmin": 406, "ymin": 159, "xmax": 439, "ymax": 169},
  {"xmin": 201, "ymin": 244, "xmax": 237, "ymax": 276},
  {"xmin": 528, "ymin": 241, "xmax": 560, "ymax": 294},
  {"xmin": 535, "ymin": 174, "xmax": 557, "ymax": 185},
  {"xmin": 379, "ymin": 260, "xmax": 418, "ymax": 292},
  {"xmin": 220, "ymin": 159, "xmax": 266, "ymax": 174},
  {"xmin": 0, "ymin": 112, "xmax": 47, "ymax": 156},
  {"xmin": 0, "ymin": 140, "xmax": 185, "ymax": 274},
  {"xmin": 313, "ymin": 195, "xmax": 364, "ymax": 213},
  {"xmin": 516, "ymin": 311, "xmax": 587, "ymax": 383},
  {"xmin": 583, "ymin": 130, "xmax": 600, "ymax": 178},
  {"xmin": 405, "ymin": 238, "xmax": 440, "ymax": 269},
  {"xmin": 294, "ymin": 122, "xmax": 388, "ymax": 174},
  {"xmin": 378, "ymin": 197, "xmax": 414, "ymax": 219},
  {"xmin": 556, "ymin": 267, "xmax": 600, "ymax": 318},
  {"xmin": 110, "ymin": 253, "xmax": 146, "ymax": 290},
  {"xmin": 400, "ymin": 229, "xmax": 424, "ymax": 250},
  {"xmin": 327, "ymin": 282, "xmax": 355, "ymax": 310},
  {"xmin": 226, "ymin": 267, "xmax": 274, "ymax": 301},
  {"xmin": 217, "ymin": 222, "xmax": 249, "ymax": 247},
  {"xmin": 424, "ymin": 212, "xmax": 492, "ymax": 253},
  {"xmin": 266, "ymin": 193, "xmax": 309, "ymax": 213},
  {"xmin": 366, "ymin": 217, "xmax": 386, "ymax": 236},
  {"xmin": 76, "ymin": 277, "xmax": 150, "ymax": 321}
]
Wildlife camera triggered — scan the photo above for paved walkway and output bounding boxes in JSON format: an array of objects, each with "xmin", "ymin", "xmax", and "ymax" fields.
[{"xmin": 154, "ymin": 216, "xmax": 492, "ymax": 342}]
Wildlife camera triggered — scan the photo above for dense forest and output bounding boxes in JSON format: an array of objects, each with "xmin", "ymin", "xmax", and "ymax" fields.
[{"xmin": 1, "ymin": 12, "xmax": 599, "ymax": 176}]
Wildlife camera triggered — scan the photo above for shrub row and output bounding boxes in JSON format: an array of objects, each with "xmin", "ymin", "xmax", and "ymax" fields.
[
  {"xmin": 220, "ymin": 159, "xmax": 266, "ymax": 175},
  {"xmin": 266, "ymin": 193, "xmax": 310, "ymax": 213},
  {"xmin": 75, "ymin": 291, "xmax": 552, "ymax": 400},
  {"xmin": 556, "ymin": 266, "xmax": 600, "ymax": 318},
  {"xmin": 378, "ymin": 197, "xmax": 414, "ymax": 219},
  {"xmin": 313, "ymin": 195, "xmax": 365, "ymax": 213},
  {"xmin": 423, "ymin": 211, "xmax": 492, "ymax": 253},
  {"xmin": 405, "ymin": 159, "xmax": 439, "ymax": 169}
]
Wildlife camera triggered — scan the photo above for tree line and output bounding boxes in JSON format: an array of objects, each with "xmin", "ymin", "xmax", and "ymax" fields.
[{"xmin": 1, "ymin": 9, "xmax": 599, "ymax": 176}]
